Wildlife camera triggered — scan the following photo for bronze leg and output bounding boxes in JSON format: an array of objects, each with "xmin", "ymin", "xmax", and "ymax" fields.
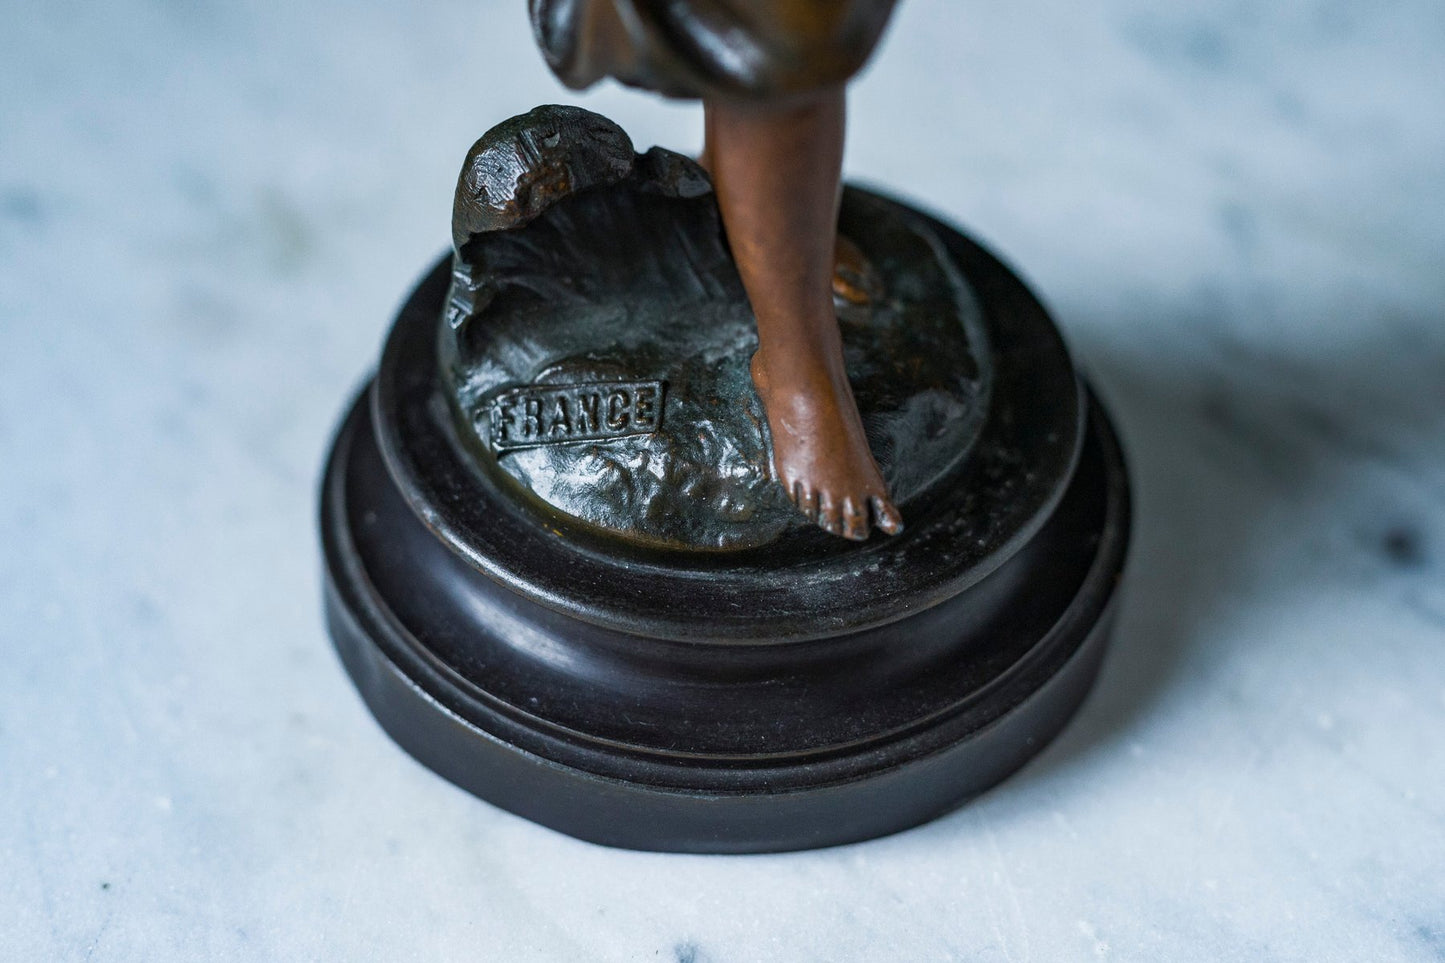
[{"xmin": 704, "ymin": 88, "xmax": 902, "ymax": 540}]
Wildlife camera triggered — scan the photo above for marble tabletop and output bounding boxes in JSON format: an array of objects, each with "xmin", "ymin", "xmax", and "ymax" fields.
[{"xmin": 3, "ymin": 0, "xmax": 1443, "ymax": 959}]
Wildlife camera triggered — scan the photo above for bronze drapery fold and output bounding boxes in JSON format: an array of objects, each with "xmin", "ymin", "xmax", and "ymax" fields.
[{"xmin": 529, "ymin": 0, "xmax": 899, "ymax": 102}]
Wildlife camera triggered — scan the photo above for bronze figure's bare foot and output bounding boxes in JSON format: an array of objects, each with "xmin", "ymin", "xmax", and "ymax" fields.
[
  {"xmin": 751, "ymin": 348, "xmax": 902, "ymax": 540},
  {"xmin": 703, "ymin": 87, "xmax": 905, "ymax": 539}
]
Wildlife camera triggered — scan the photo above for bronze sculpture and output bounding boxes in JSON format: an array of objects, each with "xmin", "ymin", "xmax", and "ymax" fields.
[
  {"xmin": 531, "ymin": 0, "xmax": 901, "ymax": 539},
  {"xmin": 319, "ymin": 2, "xmax": 1132, "ymax": 851}
]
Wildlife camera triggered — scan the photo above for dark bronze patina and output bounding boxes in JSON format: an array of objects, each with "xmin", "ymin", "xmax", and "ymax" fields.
[
  {"xmin": 529, "ymin": 0, "xmax": 905, "ymax": 540},
  {"xmin": 317, "ymin": 3, "xmax": 1133, "ymax": 852},
  {"xmin": 441, "ymin": 106, "xmax": 989, "ymax": 549}
]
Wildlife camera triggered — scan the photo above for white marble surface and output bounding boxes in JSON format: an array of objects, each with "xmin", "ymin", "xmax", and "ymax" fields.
[{"xmin": 3, "ymin": 0, "xmax": 1444, "ymax": 959}]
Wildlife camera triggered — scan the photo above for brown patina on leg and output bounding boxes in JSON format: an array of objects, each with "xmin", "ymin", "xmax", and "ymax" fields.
[{"xmin": 704, "ymin": 88, "xmax": 902, "ymax": 540}]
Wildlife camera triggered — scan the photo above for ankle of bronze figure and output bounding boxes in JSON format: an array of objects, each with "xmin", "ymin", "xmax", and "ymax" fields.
[
  {"xmin": 703, "ymin": 85, "xmax": 844, "ymax": 122},
  {"xmin": 752, "ymin": 336, "xmax": 848, "ymax": 386}
]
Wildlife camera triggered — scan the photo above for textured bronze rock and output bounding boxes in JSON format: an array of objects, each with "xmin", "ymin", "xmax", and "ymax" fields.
[{"xmin": 440, "ymin": 107, "xmax": 989, "ymax": 550}]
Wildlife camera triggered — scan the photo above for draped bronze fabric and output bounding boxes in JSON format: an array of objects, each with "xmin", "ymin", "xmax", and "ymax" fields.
[{"xmin": 529, "ymin": 0, "xmax": 898, "ymax": 102}]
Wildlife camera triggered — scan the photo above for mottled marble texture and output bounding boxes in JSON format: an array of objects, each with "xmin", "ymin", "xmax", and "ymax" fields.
[{"xmin": 2, "ymin": 0, "xmax": 1443, "ymax": 960}]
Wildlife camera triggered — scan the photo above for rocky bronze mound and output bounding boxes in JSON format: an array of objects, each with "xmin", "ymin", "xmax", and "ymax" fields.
[{"xmin": 439, "ymin": 105, "xmax": 991, "ymax": 550}]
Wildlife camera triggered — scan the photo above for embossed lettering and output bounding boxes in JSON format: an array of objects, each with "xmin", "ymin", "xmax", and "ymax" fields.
[
  {"xmin": 488, "ymin": 380, "xmax": 666, "ymax": 452},
  {"xmin": 549, "ymin": 396, "xmax": 572, "ymax": 435},
  {"xmin": 633, "ymin": 385, "xmax": 657, "ymax": 430},
  {"xmin": 606, "ymin": 389, "xmax": 631, "ymax": 430},
  {"xmin": 523, "ymin": 397, "xmax": 542, "ymax": 440},
  {"xmin": 493, "ymin": 398, "xmax": 516, "ymax": 443},
  {"xmin": 576, "ymin": 392, "xmax": 600, "ymax": 433}
]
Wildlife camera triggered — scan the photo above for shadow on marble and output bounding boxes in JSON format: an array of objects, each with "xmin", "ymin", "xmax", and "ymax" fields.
[{"xmin": 903, "ymin": 297, "xmax": 1445, "ymax": 835}]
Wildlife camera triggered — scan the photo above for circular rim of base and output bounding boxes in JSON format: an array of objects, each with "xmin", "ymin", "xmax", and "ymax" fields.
[
  {"xmin": 367, "ymin": 189, "xmax": 1087, "ymax": 644},
  {"xmin": 320, "ymin": 383, "xmax": 1130, "ymax": 853}
]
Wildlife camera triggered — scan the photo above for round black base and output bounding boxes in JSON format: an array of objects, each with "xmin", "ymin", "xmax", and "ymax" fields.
[
  {"xmin": 323, "ymin": 388, "xmax": 1126, "ymax": 853},
  {"xmin": 319, "ymin": 202, "xmax": 1130, "ymax": 853}
]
